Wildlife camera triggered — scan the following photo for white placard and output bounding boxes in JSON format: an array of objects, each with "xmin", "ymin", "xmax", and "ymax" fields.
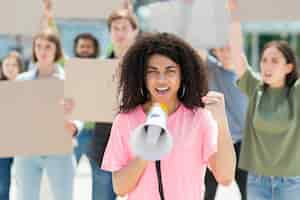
[{"xmin": 145, "ymin": 0, "xmax": 230, "ymax": 48}]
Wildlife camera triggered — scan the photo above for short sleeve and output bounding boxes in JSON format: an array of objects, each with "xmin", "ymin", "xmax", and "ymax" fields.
[
  {"xmin": 236, "ymin": 67, "xmax": 261, "ymax": 98},
  {"xmin": 200, "ymin": 110, "xmax": 218, "ymax": 165},
  {"xmin": 294, "ymin": 79, "xmax": 300, "ymax": 96},
  {"xmin": 207, "ymin": 55, "xmax": 220, "ymax": 70},
  {"xmin": 101, "ymin": 113, "xmax": 131, "ymax": 172},
  {"xmin": 72, "ymin": 120, "xmax": 83, "ymax": 135}
]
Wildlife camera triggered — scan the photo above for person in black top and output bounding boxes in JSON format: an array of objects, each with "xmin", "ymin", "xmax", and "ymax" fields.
[{"xmin": 89, "ymin": 8, "xmax": 139, "ymax": 200}]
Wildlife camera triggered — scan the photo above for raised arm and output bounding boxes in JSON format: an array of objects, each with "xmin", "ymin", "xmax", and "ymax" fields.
[
  {"xmin": 122, "ymin": 0, "xmax": 134, "ymax": 13},
  {"xmin": 228, "ymin": 0, "xmax": 248, "ymax": 78},
  {"xmin": 202, "ymin": 91, "xmax": 236, "ymax": 186},
  {"xmin": 41, "ymin": 0, "xmax": 59, "ymax": 34}
]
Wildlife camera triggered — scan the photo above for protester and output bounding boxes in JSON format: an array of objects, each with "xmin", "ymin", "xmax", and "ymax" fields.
[
  {"xmin": 14, "ymin": 30, "xmax": 82, "ymax": 200},
  {"xmin": 0, "ymin": 52, "xmax": 24, "ymax": 200},
  {"xmin": 229, "ymin": 0, "xmax": 300, "ymax": 199},
  {"xmin": 102, "ymin": 32, "xmax": 236, "ymax": 200},
  {"xmin": 200, "ymin": 46, "xmax": 248, "ymax": 200}
]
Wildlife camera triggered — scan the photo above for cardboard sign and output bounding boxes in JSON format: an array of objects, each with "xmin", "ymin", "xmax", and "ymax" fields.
[
  {"xmin": 0, "ymin": 80, "xmax": 72, "ymax": 157},
  {"xmin": 0, "ymin": 0, "xmax": 43, "ymax": 35},
  {"xmin": 145, "ymin": 0, "xmax": 230, "ymax": 48},
  {"xmin": 238, "ymin": 0, "xmax": 300, "ymax": 22},
  {"xmin": 64, "ymin": 58, "xmax": 119, "ymax": 122},
  {"xmin": 53, "ymin": 0, "xmax": 122, "ymax": 19}
]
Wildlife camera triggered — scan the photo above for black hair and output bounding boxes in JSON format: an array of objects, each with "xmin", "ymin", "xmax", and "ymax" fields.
[
  {"xmin": 74, "ymin": 33, "xmax": 100, "ymax": 58},
  {"xmin": 118, "ymin": 32, "xmax": 208, "ymax": 113}
]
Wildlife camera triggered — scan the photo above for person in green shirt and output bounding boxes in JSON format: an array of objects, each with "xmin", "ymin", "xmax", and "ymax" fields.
[{"xmin": 228, "ymin": 0, "xmax": 300, "ymax": 199}]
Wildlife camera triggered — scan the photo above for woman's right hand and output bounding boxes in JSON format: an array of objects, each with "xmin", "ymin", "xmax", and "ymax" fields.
[
  {"xmin": 226, "ymin": 0, "xmax": 241, "ymax": 22},
  {"xmin": 227, "ymin": 0, "xmax": 238, "ymax": 13},
  {"xmin": 43, "ymin": 0, "xmax": 53, "ymax": 20}
]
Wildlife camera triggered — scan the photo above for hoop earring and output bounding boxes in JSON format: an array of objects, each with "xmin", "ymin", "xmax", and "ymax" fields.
[
  {"xmin": 140, "ymin": 88, "xmax": 144, "ymax": 98},
  {"xmin": 180, "ymin": 85, "xmax": 186, "ymax": 98}
]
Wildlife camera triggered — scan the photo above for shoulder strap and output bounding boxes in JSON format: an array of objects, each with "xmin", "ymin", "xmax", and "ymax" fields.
[{"xmin": 155, "ymin": 160, "xmax": 165, "ymax": 200}]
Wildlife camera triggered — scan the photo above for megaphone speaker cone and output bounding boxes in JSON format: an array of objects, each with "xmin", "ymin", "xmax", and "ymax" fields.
[{"xmin": 130, "ymin": 125, "xmax": 173, "ymax": 161}]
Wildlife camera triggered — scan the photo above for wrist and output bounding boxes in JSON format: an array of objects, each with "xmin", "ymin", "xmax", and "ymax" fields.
[
  {"xmin": 135, "ymin": 157, "xmax": 149, "ymax": 166},
  {"xmin": 230, "ymin": 10, "xmax": 241, "ymax": 22}
]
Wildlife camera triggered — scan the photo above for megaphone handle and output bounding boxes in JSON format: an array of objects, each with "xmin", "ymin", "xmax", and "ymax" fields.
[{"xmin": 155, "ymin": 161, "xmax": 165, "ymax": 200}]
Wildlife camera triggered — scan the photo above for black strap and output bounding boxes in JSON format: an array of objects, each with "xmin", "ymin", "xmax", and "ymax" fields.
[{"xmin": 155, "ymin": 160, "xmax": 165, "ymax": 200}]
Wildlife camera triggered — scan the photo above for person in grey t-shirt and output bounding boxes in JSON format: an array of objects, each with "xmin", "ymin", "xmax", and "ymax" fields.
[{"xmin": 200, "ymin": 45, "xmax": 248, "ymax": 200}]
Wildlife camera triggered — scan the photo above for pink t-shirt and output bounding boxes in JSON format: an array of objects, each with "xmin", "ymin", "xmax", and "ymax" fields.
[{"xmin": 102, "ymin": 104, "xmax": 218, "ymax": 200}]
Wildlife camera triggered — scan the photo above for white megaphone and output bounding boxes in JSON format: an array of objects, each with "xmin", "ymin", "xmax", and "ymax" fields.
[{"xmin": 130, "ymin": 104, "xmax": 173, "ymax": 161}]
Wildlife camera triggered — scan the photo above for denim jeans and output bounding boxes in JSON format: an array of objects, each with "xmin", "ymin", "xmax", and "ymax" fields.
[
  {"xmin": 0, "ymin": 158, "xmax": 13, "ymax": 200},
  {"xmin": 74, "ymin": 128, "xmax": 93, "ymax": 164},
  {"xmin": 247, "ymin": 172, "xmax": 300, "ymax": 200},
  {"xmin": 89, "ymin": 159, "xmax": 116, "ymax": 200},
  {"xmin": 14, "ymin": 154, "xmax": 75, "ymax": 200}
]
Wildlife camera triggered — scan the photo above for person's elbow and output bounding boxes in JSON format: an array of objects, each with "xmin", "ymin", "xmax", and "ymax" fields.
[{"xmin": 114, "ymin": 189, "xmax": 127, "ymax": 198}]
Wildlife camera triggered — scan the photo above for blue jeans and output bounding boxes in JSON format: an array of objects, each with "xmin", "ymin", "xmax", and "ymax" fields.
[
  {"xmin": 14, "ymin": 155, "xmax": 75, "ymax": 200},
  {"xmin": 90, "ymin": 159, "xmax": 116, "ymax": 200},
  {"xmin": 0, "ymin": 158, "xmax": 13, "ymax": 200},
  {"xmin": 247, "ymin": 172, "xmax": 300, "ymax": 200},
  {"xmin": 74, "ymin": 128, "xmax": 93, "ymax": 164}
]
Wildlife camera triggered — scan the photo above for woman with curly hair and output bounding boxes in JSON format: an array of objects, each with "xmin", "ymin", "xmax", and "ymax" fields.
[{"xmin": 101, "ymin": 32, "xmax": 236, "ymax": 199}]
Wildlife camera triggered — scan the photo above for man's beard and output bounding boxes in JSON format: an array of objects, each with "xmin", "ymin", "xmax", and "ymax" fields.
[{"xmin": 75, "ymin": 52, "xmax": 97, "ymax": 59}]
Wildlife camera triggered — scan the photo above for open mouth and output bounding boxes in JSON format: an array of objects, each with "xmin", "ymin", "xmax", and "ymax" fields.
[
  {"xmin": 155, "ymin": 87, "xmax": 169, "ymax": 95},
  {"xmin": 263, "ymin": 73, "xmax": 272, "ymax": 78}
]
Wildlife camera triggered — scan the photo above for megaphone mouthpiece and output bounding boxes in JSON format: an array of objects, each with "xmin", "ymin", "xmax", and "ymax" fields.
[{"xmin": 144, "ymin": 125, "xmax": 164, "ymax": 146}]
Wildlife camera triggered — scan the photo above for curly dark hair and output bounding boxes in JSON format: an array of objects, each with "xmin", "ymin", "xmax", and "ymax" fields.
[{"xmin": 118, "ymin": 32, "xmax": 208, "ymax": 113}]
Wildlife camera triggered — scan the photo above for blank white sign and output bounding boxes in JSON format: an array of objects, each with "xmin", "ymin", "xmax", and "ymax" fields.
[{"xmin": 145, "ymin": 0, "xmax": 230, "ymax": 48}]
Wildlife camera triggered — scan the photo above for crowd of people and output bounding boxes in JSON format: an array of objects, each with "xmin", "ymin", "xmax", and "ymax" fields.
[{"xmin": 0, "ymin": 0, "xmax": 299, "ymax": 200}]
